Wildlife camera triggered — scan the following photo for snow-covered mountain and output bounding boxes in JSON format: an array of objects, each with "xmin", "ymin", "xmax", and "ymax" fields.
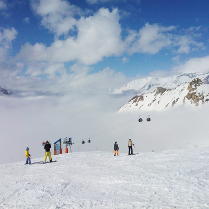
[{"xmin": 118, "ymin": 72, "xmax": 209, "ymax": 112}]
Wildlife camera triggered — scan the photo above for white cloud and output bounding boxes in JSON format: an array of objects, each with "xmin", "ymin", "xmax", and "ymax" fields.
[
  {"xmin": 65, "ymin": 67, "xmax": 127, "ymax": 94},
  {"xmin": 127, "ymin": 24, "xmax": 175, "ymax": 54},
  {"xmin": 17, "ymin": 20, "xmax": 204, "ymax": 76},
  {"xmin": 2, "ymin": 40, "xmax": 209, "ymax": 165},
  {"xmin": 0, "ymin": 27, "xmax": 17, "ymax": 42},
  {"xmin": 25, "ymin": 62, "xmax": 66, "ymax": 79},
  {"xmin": 0, "ymin": 0, "xmax": 6, "ymax": 10},
  {"xmin": 18, "ymin": 8, "xmax": 124, "ymax": 65},
  {"xmin": 21, "ymin": 0, "xmax": 204, "ymax": 74},
  {"xmin": 31, "ymin": 0, "xmax": 81, "ymax": 37},
  {"xmin": 126, "ymin": 23, "xmax": 203, "ymax": 55},
  {"xmin": 0, "ymin": 0, "xmax": 209, "ymax": 165},
  {"xmin": 23, "ymin": 17, "xmax": 30, "ymax": 24},
  {"xmin": 0, "ymin": 27, "xmax": 17, "ymax": 61},
  {"xmin": 175, "ymin": 35, "xmax": 203, "ymax": 54},
  {"xmin": 175, "ymin": 55, "xmax": 209, "ymax": 74},
  {"xmin": 122, "ymin": 56, "xmax": 128, "ymax": 63},
  {"xmin": 13, "ymin": 0, "xmax": 205, "ymax": 81},
  {"xmin": 87, "ymin": 0, "xmax": 112, "ymax": 4},
  {"xmin": 1, "ymin": 60, "xmax": 209, "ymax": 164},
  {"xmin": 1, "ymin": 84, "xmax": 209, "ymax": 164},
  {"xmin": 86, "ymin": 0, "xmax": 131, "ymax": 4},
  {"xmin": 0, "ymin": 60, "xmax": 127, "ymax": 98}
]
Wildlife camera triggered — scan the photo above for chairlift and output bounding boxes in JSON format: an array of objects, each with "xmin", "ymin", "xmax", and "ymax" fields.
[
  {"xmin": 63, "ymin": 137, "xmax": 73, "ymax": 145},
  {"xmin": 138, "ymin": 115, "xmax": 151, "ymax": 123},
  {"xmin": 68, "ymin": 138, "xmax": 72, "ymax": 145},
  {"xmin": 147, "ymin": 116, "xmax": 151, "ymax": 122},
  {"xmin": 138, "ymin": 117, "xmax": 143, "ymax": 122},
  {"xmin": 63, "ymin": 138, "xmax": 67, "ymax": 144}
]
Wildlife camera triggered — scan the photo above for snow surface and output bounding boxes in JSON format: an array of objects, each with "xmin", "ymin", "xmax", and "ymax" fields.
[{"xmin": 1, "ymin": 149, "xmax": 209, "ymax": 209}]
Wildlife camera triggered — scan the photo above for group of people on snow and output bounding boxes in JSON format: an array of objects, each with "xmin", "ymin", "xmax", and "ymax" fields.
[
  {"xmin": 25, "ymin": 139, "xmax": 135, "ymax": 164},
  {"xmin": 113, "ymin": 139, "xmax": 134, "ymax": 156},
  {"xmin": 25, "ymin": 141, "xmax": 52, "ymax": 165}
]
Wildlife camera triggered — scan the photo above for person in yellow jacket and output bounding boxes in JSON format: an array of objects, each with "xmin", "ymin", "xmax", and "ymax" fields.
[{"xmin": 25, "ymin": 147, "xmax": 31, "ymax": 165}]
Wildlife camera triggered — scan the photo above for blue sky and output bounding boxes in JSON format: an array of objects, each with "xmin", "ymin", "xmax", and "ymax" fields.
[{"xmin": 1, "ymin": 0, "xmax": 209, "ymax": 80}]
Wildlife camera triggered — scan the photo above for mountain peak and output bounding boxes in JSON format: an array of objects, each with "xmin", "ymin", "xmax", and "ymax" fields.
[{"xmin": 119, "ymin": 73, "xmax": 209, "ymax": 112}]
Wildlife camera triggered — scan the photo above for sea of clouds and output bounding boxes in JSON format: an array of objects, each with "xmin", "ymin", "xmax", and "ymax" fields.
[{"xmin": 0, "ymin": 84, "xmax": 209, "ymax": 164}]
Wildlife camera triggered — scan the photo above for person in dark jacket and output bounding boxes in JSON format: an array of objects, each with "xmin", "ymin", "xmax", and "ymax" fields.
[
  {"xmin": 113, "ymin": 141, "xmax": 119, "ymax": 156},
  {"xmin": 44, "ymin": 141, "xmax": 52, "ymax": 163}
]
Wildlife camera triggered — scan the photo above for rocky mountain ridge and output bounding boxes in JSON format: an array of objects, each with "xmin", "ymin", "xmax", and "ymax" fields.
[{"xmin": 119, "ymin": 73, "xmax": 209, "ymax": 112}]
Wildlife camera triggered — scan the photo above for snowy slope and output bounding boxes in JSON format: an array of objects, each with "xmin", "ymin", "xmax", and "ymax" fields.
[
  {"xmin": 1, "ymin": 149, "xmax": 209, "ymax": 209},
  {"xmin": 118, "ymin": 73, "xmax": 209, "ymax": 112}
]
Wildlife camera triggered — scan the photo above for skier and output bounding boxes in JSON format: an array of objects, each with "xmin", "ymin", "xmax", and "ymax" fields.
[
  {"xmin": 113, "ymin": 141, "xmax": 119, "ymax": 156},
  {"xmin": 44, "ymin": 141, "xmax": 52, "ymax": 163},
  {"xmin": 25, "ymin": 147, "xmax": 31, "ymax": 165},
  {"xmin": 128, "ymin": 139, "xmax": 134, "ymax": 155}
]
